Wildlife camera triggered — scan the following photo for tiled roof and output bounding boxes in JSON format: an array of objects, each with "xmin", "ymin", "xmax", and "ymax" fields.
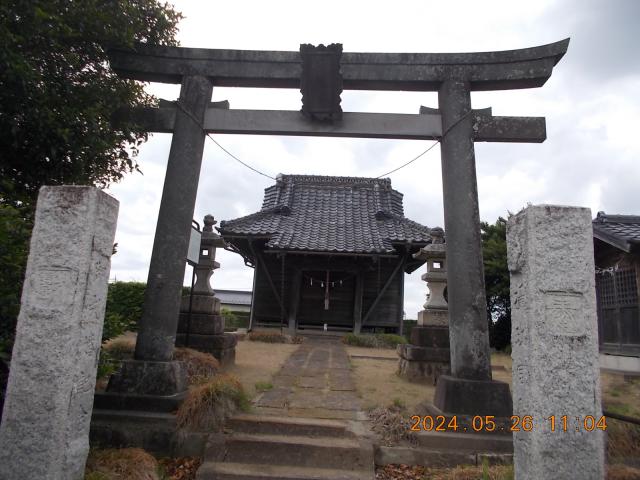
[
  {"xmin": 593, "ymin": 212, "xmax": 640, "ymax": 253},
  {"xmin": 219, "ymin": 174, "xmax": 431, "ymax": 254}
]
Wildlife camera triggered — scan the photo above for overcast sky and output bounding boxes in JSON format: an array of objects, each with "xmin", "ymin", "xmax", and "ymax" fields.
[{"xmin": 105, "ymin": 0, "xmax": 640, "ymax": 318}]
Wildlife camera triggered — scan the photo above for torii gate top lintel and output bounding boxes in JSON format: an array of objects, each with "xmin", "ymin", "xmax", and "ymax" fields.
[{"xmin": 108, "ymin": 38, "xmax": 569, "ymax": 91}]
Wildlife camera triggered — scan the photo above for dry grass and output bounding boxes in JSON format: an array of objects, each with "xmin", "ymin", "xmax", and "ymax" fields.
[
  {"xmin": 102, "ymin": 336, "xmax": 136, "ymax": 360},
  {"xmin": 602, "ymin": 373, "xmax": 640, "ymax": 417},
  {"xmin": 85, "ymin": 448, "xmax": 161, "ymax": 480},
  {"xmin": 176, "ymin": 374, "xmax": 250, "ymax": 432},
  {"xmin": 173, "ymin": 347, "xmax": 220, "ymax": 385},
  {"xmin": 368, "ymin": 405, "xmax": 417, "ymax": 446},
  {"xmin": 607, "ymin": 418, "xmax": 640, "ymax": 465},
  {"xmin": 424, "ymin": 465, "xmax": 514, "ymax": 480},
  {"xmin": 350, "ymin": 355, "xmax": 436, "ymax": 411},
  {"xmin": 227, "ymin": 340, "xmax": 300, "ymax": 398},
  {"xmin": 376, "ymin": 464, "xmax": 514, "ymax": 480},
  {"xmin": 608, "ymin": 464, "xmax": 640, "ymax": 480}
]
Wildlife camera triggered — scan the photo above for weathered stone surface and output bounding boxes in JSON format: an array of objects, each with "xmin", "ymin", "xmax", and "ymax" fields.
[
  {"xmin": 507, "ymin": 205, "xmax": 604, "ymax": 479},
  {"xmin": 439, "ymin": 79, "xmax": 491, "ymax": 382},
  {"xmin": 397, "ymin": 344, "xmax": 450, "ymax": 363},
  {"xmin": 177, "ymin": 313, "xmax": 224, "ymax": 335},
  {"xmin": 109, "ymin": 39, "xmax": 569, "ymax": 91},
  {"xmin": 180, "ymin": 294, "xmax": 221, "ymax": 314},
  {"xmin": 418, "ymin": 308, "xmax": 448, "ymax": 326},
  {"xmin": 397, "ymin": 358, "xmax": 450, "ymax": 385},
  {"xmin": 134, "ymin": 74, "xmax": 213, "ymax": 362},
  {"xmin": 107, "ymin": 359, "xmax": 187, "ymax": 396},
  {"xmin": 175, "ymin": 333, "xmax": 237, "ymax": 366},
  {"xmin": 433, "ymin": 375, "xmax": 512, "ymax": 417},
  {"xmin": 410, "ymin": 326, "xmax": 450, "ymax": 348},
  {"xmin": 208, "ymin": 332, "xmax": 239, "ymax": 349},
  {"xmin": 0, "ymin": 186, "xmax": 118, "ymax": 480}
]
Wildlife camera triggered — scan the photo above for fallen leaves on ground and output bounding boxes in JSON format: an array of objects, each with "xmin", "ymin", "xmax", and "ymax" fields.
[
  {"xmin": 158, "ymin": 457, "xmax": 202, "ymax": 480},
  {"xmin": 376, "ymin": 464, "xmax": 426, "ymax": 480},
  {"xmin": 368, "ymin": 405, "xmax": 417, "ymax": 446}
]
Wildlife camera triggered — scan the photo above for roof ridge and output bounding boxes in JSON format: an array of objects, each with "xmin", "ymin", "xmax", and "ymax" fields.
[
  {"xmin": 277, "ymin": 173, "xmax": 392, "ymax": 185},
  {"xmin": 594, "ymin": 212, "xmax": 640, "ymax": 224}
]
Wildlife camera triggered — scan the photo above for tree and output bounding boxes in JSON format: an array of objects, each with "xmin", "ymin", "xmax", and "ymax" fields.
[
  {"xmin": 0, "ymin": 0, "xmax": 182, "ymax": 207},
  {"xmin": 481, "ymin": 217, "xmax": 511, "ymax": 350},
  {"xmin": 0, "ymin": 0, "xmax": 182, "ymax": 396}
]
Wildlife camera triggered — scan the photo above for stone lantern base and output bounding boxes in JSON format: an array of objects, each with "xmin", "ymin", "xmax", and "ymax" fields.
[
  {"xmin": 175, "ymin": 294, "xmax": 237, "ymax": 366},
  {"xmin": 397, "ymin": 324, "xmax": 451, "ymax": 385}
]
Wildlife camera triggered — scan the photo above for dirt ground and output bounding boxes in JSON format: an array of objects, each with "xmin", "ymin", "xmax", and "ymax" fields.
[{"xmin": 226, "ymin": 340, "xmax": 300, "ymax": 399}]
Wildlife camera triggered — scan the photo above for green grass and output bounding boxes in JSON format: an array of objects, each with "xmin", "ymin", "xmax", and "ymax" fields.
[{"xmin": 254, "ymin": 381, "xmax": 273, "ymax": 392}]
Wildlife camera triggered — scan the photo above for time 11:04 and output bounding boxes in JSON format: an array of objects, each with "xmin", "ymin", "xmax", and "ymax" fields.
[{"xmin": 547, "ymin": 415, "xmax": 607, "ymax": 432}]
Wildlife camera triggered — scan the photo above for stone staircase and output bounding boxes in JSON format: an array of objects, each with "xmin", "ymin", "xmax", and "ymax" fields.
[
  {"xmin": 375, "ymin": 427, "xmax": 513, "ymax": 468},
  {"xmin": 196, "ymin": 413, "xmax": 375, "ymax": 479}
]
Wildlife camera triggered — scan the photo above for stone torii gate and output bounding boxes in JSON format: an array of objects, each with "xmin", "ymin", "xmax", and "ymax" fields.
[{"xmin": 105, "ymin": 40, "xmax": 568, "ymax": 416}]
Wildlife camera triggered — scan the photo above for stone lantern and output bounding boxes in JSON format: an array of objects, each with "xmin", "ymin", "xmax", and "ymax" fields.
[
  {"xmin": 175, "ymin": 214, "xmax": 237, "ymax": 365},
  {"xmin": 397, "ymin": 227, "xmax": 451, "ymax": 384}
]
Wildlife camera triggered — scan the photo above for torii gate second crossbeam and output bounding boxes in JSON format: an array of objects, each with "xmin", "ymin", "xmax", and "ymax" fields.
[{"xmin": 104, "ymin": 39, "xmax": 569, "ymax": 417}]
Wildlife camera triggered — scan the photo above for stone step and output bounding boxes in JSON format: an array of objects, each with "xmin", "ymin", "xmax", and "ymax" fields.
[
  {"xmin": 226, "ymin": 413, "xmax": 353, "ymax": 438},
  {"xmin": 416, "ymin": 430, "xmax": 513, "ymax": 453},
  {"xmin": 223, "ymin": 432, "xmax": 371, "ymax": 470},
  {"xmin": 196, "ymin": 462, "xmax": 372, "ymax": 480},
  {"xmin": 90, "ymin": 409, "xmax": 207, "ymax": 457},
  {"xmin": 92, "ymin": 408, "xmax": 177, "ymax": 427},
  {"xmin": 374, "ymin": 445, "xmax": 513, "ymax": 468}
]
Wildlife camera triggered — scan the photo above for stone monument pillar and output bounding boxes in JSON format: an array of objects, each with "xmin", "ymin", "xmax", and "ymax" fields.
[
  {"xmin": 175, "ymin": 215, "xmax": 237, "ymax": 366},
  {"xmin": 0, "ymin": 186, "xmax": 118, "ymax": 480},
  {"xmin": 397, "ymin": 227, "xmax": 450, "ymax": 384},
  {"xmin": 507, "ymin": 205, "xmax": 604, "ymax": 479}
]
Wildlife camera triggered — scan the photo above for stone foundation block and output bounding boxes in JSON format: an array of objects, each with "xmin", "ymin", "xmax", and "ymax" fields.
[
  {"xmin": 180, "ymin": 294, "xmax": 221, "ymax": 314},
  {"xmin": 177, "ymin": 313, "xmax": 224, "ymax": 335},
  {"xmin": 434, "ymin": 375, "xmax": 512, "ymax": 417},
  {"xmin": 410, "ymin": 326, "xmax": 450, "ymax": 348},
  {"xmin": 418, "ymin": 309, "xmax": 448, "ymax": 326},
  {"xmin": 397, "ymin": 358, "xmax": 450, "ymax": 385},
  {"xmin": 397, "ymin": 344, "xmax": 450, "ymax": 363},
  {"xmin": 107, "ymin": 360, "xmax": 187, "ymax": 397},
  {"xmin": 175, "ymin": 333, "xmax": 238, "ymax": 367}
]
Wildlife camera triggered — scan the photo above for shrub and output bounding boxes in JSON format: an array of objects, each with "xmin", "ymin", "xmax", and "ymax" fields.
[
  {"xmin": 103, "ymin": 282, "xmax": 146, "ymax": 341},
  {"xmin": 376, "ymin": 333, "xmax": 408, "ymax": 348},
  {"xmin": 173, "ymin": 347, "xmax": 220, "ymax": 385},
  {"xmin": 84, "ymin": 448, "xmax": 162, "ymax": 480},
  {"xmin": 177, "ymin": 374, "xmax": 250, "ymax": 432},
  {"xmin": 96, "ymin": 350, "xmax": 118, "ymax": 380},
  {"xmin": 402, "ymin": 319, "xmax": 417, "ymax": 343},
  {"xmin": 342, "ymin": 333, "xmax": 407, "ymax": 349}
]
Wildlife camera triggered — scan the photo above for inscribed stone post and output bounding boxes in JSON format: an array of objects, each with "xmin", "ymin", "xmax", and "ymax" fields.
[
  {"xmin": 0, "ymin": 186, "xmax": 118, "ymax": 480},
  {"xmin": 507, "ymin": 205, "xmax": 604, "ymax": 480}
]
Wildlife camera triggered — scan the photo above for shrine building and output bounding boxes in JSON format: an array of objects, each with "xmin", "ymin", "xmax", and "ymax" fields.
[{"xmin": 218, "ymin": 174, "xmax": 432, "ymax": 334}]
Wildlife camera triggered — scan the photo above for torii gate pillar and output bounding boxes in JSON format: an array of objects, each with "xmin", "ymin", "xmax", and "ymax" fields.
[{"xmin": 434, "ymin": 80, "xmax": 512, "ymax": 415}]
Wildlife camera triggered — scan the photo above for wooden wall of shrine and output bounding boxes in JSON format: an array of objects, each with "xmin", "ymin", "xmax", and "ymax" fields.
[{"xmin": 250, "ymin": 252, "xmax": 405, "ymax": 333}]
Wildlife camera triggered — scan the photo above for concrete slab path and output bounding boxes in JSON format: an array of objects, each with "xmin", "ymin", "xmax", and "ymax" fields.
[{"xmin": 253, "ymin": 337, "xmax": 364, "ymax": 420}]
